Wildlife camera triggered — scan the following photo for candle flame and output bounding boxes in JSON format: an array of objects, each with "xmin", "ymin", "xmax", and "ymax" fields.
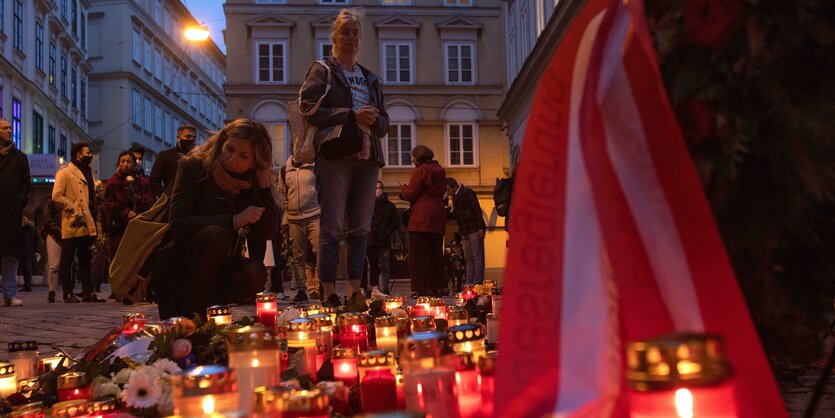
[
  {"xmin": 352, "ymin": 325, "xmax": 361, "ymax": 333},
  {"xmin": 251, "ymin": 358, "xmax": 260, "ymax": 367},
  {"xmin": 675, "ymin": 388, "xmax": 693, "ymax": 418},
  {"xmin": 417, "ymin": 383, "xmax": 423, "ymax": 395},
  {"xmin": 202, "ymin": 395, "xmax": 216, "ymax": 414},
  {"xmin": 340, "ymin": 362, "xmax": 352, "ymax": 373}
]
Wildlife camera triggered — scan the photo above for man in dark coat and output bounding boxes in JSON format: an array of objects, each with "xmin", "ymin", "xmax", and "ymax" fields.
[
  {"xmin": 149, "ymin": 125, "xmax": 197, "ymax": 197},
  {"xmin": 0, "ymin": 118, "xmax": 30, "ymax": 307},
  {"xmin": 365, "ymin": 181, "xmax": 400, "ymax": 297},
  {"xmin": 446, "ymin": 177, "xmax": 487, "ymax": 285}
]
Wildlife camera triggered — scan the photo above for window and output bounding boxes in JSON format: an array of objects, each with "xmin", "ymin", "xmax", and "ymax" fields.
[
  {"xmin": 153, "ymin": 0, "xmax": 162, "ymax": 25},
  {"xmin": 71, "ymin": 66, "xmax": 78, "ymax": 108},
  {"xmin": 163, "ymin": 7, "xmax": 171, "ymax": 35},
  {"xmin": 32, "ymin": 112, "xmax": 44, "ymax": 154},
  {"xmin": 144, "ymin": 96, "xmax": 152, "ymax": 133},
  {"xmin": 445, "ymin": 43, "xmax": 475, "ymax": 85},
  {"xmin": 132, "ymin": 30, "xmax": 142, "ymax": 63},
  {"xmin": 35, "ymin": 22, "xmax": 44, "ymax": 70},
  {"xmin": 154, "ymin": 48, "xmax": 162, "ymax": 80},
  {"xmin": 72, "ymin": 0, "xmax": 78, "ymax": 36},
  {"xmin": 48, "ymin": 125, "xmax": 55, "ymax": 154},
  {"xmin": 61, "ymin": 53, "xmax": 68, "ymax": 98},
  {"xmin": 13, "ymin": 0, "xmax": 22, "ymax": 51},
  {"xmin": 0, "ymin": 0, "xmax": 4, "ymax": 33},
  {"xmin": 164, "ymin": 57, "xmax": 171, "ymax": 84},
  {"xmin": 385, "ymin": 124, "xmax": 414, "ymax": 167},
  {"xmin": 256, "ymin": 42, "xmax": 287, "ymax": 84},
  {"xmin": 12, "ymin": 98, "xmax": 21, "ymax": 149},
  {"xmin": 444, "ymin": 0, "xmax": 473, "ymax": 6},
  {"xmin": 59, "ymin": 134, "xmax": 67, "ymax": 159},
  {"xmin": 80, "ymin": 75, "xmax": 87, "ymax": 118},
  {"xmin": 49, "ymin": 42, "xmax": 56, "ymax": 85},
  {"xmin": 319, "ymin": 0, "xmax": 348, "ymax": 4},
  {"xmin": 132, "ymin": 89, "xmax": 141, "ymax": 127},
  {"xmin": 144, "ymin": 38, "xmax": 152, "ymax": 71},
  {"xmin": 164, "ymin": 111, "xmax": 172, "ymax": 145},
  {"xmin": 154, "ymin": 104, "xmax": 162, "ymax": 139},
  {"xmin": 61, "ymin": 0, "xmax": 68, "ymax": 20},
  {"xmin": 447, "ymin": 123, "xmax": 477, "ymax": 166},
  {"xmin": 382, "ymin": 42, "xmax": 413, "ymax": 84},
  {"xmin": 381, "ymin": 0, "xmax": 411, "ymax": 4},
  {"xmin": 318, "ymin": 41, "xmax": 332, "ymax": 60}
]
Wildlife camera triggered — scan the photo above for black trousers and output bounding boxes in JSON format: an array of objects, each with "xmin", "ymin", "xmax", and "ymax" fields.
[
  {"xmin": 364, "ymin": 245, "xmax": 387, "ymax": 288},
  {"xmin": 18, "ymin": 256, "xmax": 33, "ymax": 289},
  {"xmin": 408, "ymin": 232, "xmax": 446, "ymax": 294},
  {"xmin": 59, "ymin": 236, "xmax": 94, "ymax": 297}
]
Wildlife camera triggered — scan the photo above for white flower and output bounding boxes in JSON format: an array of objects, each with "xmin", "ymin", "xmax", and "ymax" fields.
[
  {"xmin": 152, "ymin": 358, "xmax": 181, "ymax": 377},
  {"xmin": 94, "ymin": 381, "xmax": 122, "ymax": 399},
  {"xmin": 112, "ymin": 368, "xmax": 133, "ymax": 385},
  {"xmin": 121, "ymin": 367, "xmax": 163, "ymax": 409}
]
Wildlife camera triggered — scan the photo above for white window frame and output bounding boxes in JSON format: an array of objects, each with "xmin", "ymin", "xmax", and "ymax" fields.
[
  {"xmin": 443, "ymin": 0, "xmax": 474, "ymax": 6},
  {"xmin": 255, "ymin": 41, "xmax": 289, "ymax": 84},
  {"xmin": 143, "ymin": 37, "xmax": 152, "ymax": 72},
  {"xmin": 317, "ymin": 41, "xmax": 332, "ymax": 60},
  {"xmin": 132, "ymin": 29, "xmax": 141, "ymax": 64},
  {"xmin": 444, "ymin": 41, "xmax": 477, "ymax": 85},
  {"xmin": 132, "ymin": 89, "xmax": 141, "ymax": 128},
  {"xmin": 381, "ymin": 41, "xmax": 414, "ymax": 85},
  {"xmin": 154, "ymin": 104, "xmax": 163, "ymax": 139},
  {"xmin": 383, "ymin": 122, "xmax": 416, "ymax": 167},
  {"xmin": 445, "ymin": 122, "xmax": 479, "ymax": 167}
]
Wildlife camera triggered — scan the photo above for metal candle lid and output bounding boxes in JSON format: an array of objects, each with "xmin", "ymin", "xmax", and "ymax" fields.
[
  {"xmin": 358, "ymin": 350, "xmax": 397, "ymax": 368},
  {"xmin": 478, "ymin": 351, "xmax": 497, "ymax": 376},
  {"xmin": 447, "ymin": 306, "xmax": 468, "ymax": 320},
  {"xmin": 288, "ymin": 318, "xmax": 315, "ymax": 332},
  {"xmin": 256, "ymin": 292, "xmax": 277, "ymax": 303},
  {"xmin": 308, "ymin": 313, "xmax": 334, "ymax": 329},
  {"xmin": 8, "ymin": 340, "xmax": 38, "ymax": 352},
  {"xmin": 415, "ymin": 296, "xmax": 433, "ymax": 306},
  {"xmin": 57, "ymin": 372, "xmax": 88, "ymax": 389},
  {"xmin": 0, "ymin": 362, "xmax": 15, "ymax": 377},
  {"xmin": 449, "ymin": 324, "xmax": 484, "ymax": 343},
  {"xmin": 384, "ymin": 296, "xmax": 406, "ymax": 306},
  {"xmin": 374, "ymin": 315, "xmax": 397, "ymax": 328},
  {"xmin": 337, "ymin": 312, "xmax": 368, "ymax": 327},
  {"xmin": 276, "ymin": 389, "xmax": 329, "ymax": 413},
  {"xmin": 626, "ymin": 333, "xmax": 732, "ymax": 391},
  {"xmin": 224, "ymin": 324, "xmax": 278, "ymax": 352},
  {"xmin": 50, "ymin": 400, "xmax": 88, "ymax": 418},
  {"xmin": 206, "ymin": 304, "xmax": 232, "ymax": 317},
  {"xmin": 87, "ymin": 397, "xmax": 118, "ymax": 414},
  {"xmin": 410, "ymin": 316, "xmax": 436, "ymax": 333},
  {"xmin": 173, "ymin": 365, "xmax": 237, "ymax": 397},
  {"xmin": 307, "ymin": 304, "xmax": 323, "ymax": 313},
  {"xmin": 331, "ymin": 346, "xmax": 357, "ymax": 359},
  {"xmin": 400, "ymin": 331, "xmax": 455, "ymax": 362}
]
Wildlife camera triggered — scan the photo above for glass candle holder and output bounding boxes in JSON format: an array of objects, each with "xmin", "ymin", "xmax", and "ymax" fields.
[
  {"xmin": 252, "ymin": 386, "xmax": 287, "ymax": 418},
  {"xmin": 8, "ymin": 340, "xmax": 39, "ymax": 380},
  {"xmin": 50, "ymin": 399, "xmax": 88, "ymax": 418},
  {"xmin": 0, "ymin": 362, "xmax": 16, "ymax": 398},
  {"xmin": 358, "ymin": 350, "xmax": 398, "ymax": 413},
  {"xmin": 306, "ymin": 304, "xmax": 322, "ymax": 316},
  {"xmin": 384, "ymin": 296, "xmax": 406, "ymax": 313},
  {"xmin": 399, "ymin": 331, "xmax": 461, "ymax": 418},
  {"xmin": 461, "ymin": 286, "xmax": 477, "ymax": 303},
  {"xmin": 396, "ymin": 317, "xmax": 412, "ymax": 339},
  {"xmin": 447, "ymin": 306, "xmax": 469, "ymax": 328},
  {"xmin": 626, "ymin": 333, "xmax": 738, "ymax": 418},
  {"xmin": 308, "ymin": 313, "xmax": 334, "ymax": 371},
  {"xmin": 40, "ymin": 355, "xmax": 68, "ymax": 374},
  {"xmin": 224, "ymin": 324, "xmax": 281, "ymax": 416},
  {"xmin": 87, "ymin": 397, "xmax": 119, "ymax": 418},
  {"xmin": 256, "ymin": 292, "xmax": 279, "ymax": 328},
  {"xmin": 486, "ymin": 313, "xmax": 500, "ymax": 345},
  {"xmin": 415, "ymin": 296, "xmax": 433, "ymax": 312},
  {"xmin": 286, "ymin": 319, "xmax": 318, "ymax": 378},
  {"xmin": 122, "ymin": 313, "xmax": 147, "ymax": 335},
  {"xmin": 57, "ymin": 372, "xmax": 91, "ymax": 401},
  {"xmin": 10, "ymin": 402, "xmax": 46, "ymax": 418},
  {"xmin": 331, "ymin": 347, "xmax": 358, "ymax": 387},
  {"xmin": 410, "ymin": 316, "xmax": 437, "ymax": 334},
  {"xmin": 274, "ymin": 389, "xmax": 330, "ymax": 418},
  {"xmin": 337, "ymin": 312, "xmax": 369, "ymax": 353},
  {"xmin": 172, "ymin": 365, "xmax": 239, "ymax": 417},
  {"xmin": 374, "ymin": 316, "xmax": 399, "ymax": 356},
  {"xmin": 207, "ymin": 304, "xmax": 233, "ymax": 325},
  {"xmin": 456, "ymin": 352, "xmax": 481, "ymax": 418},
  {"xmin": 491, "ymin": 287, "xmax": 503, "ymax": 316},
  {"xmin": 408, "ymin": 304, "xmax": 429, "ymax": 318},
  {"xmin": 449, "ymin": 324, "xmax": 487, "ymax": 363},
  {"xmin": 429, "ymin": 298, "xmax": 448, "ymax": 320},
  {"xmin": 478, "ymin": 352, "xmax": 497, "ymax": 418}
]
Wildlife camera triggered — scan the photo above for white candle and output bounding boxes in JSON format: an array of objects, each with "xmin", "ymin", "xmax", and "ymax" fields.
[
  {"xmin": 376, "ymin": 325, "xmax": 399, "ymax": 356},
  {"xmin": 0, "ymin": 363, "xmax": 17, "ymax": 398}
]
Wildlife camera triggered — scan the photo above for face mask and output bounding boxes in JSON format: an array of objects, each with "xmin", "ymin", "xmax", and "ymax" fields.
[
  {"xmin": 80, "ymin": 155, "xmax": 93, "ymax": 166},
  {"xmin": 180, "ymin": 140, "xmax": 195, "ymax": 150}
]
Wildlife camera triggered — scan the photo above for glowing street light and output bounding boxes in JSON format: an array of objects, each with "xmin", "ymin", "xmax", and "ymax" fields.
[{"xmin": 184, "ymin": 25, "xmax": 210, "ymax": 42}]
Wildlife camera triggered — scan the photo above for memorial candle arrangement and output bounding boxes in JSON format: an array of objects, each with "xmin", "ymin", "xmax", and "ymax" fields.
[
  {"xmin": 455, "ymin": 353, "xmax": 481, "ymax": 418},
  {"xmin": 50, "ymin": 399, "xmax": 88, "ymax": 418},
  {"xmin": 0, "ymin": 362, "xmax": 16, "ymax": 398},
  {"xmin": 449, "ymin": 324, "xmax": 487, "ymax": 363},
  {"xmin": 252, "ymin": 386, "xmax": 286, "ymax": 418},
  {"xmin": 375, "ymin": 316, "xmax": 399, "ymax": 356},
  {"xmin": 8, "ymin": 340, "xmax": 39, "ymax": 380},
  {"xmin": 399, "ymin": 331, "xmax": 461, "ymax": 418},
  {"xmin": 286, "ymin": 319, "xmax": 318, "ymax": 378},
  {"xmin": 415, "ymin": 296, "xmax": 433, "ymax": 312},
  {"xmin": 331, "ymin": 347, "xmax": 358, "ymax": 387},
  {"xmin": 626, "ymin": 333, "xmax": 738, "ymax": 418},
  {"xmin": 57, "ymin": 372, "xmax": 91, "ymax": 401},
  {"xmin": 337, "ymin": 312, "xmax": 369, "ymax": 353},
  {"xmin": 308, "ymin": 313, "xmax": 334, "ymax": 371},
  {"xmin": 206, "ymin": 305, "xmax": 233, "ymax": 325},
  {"xmin": 224, "ymin": 324, "xmax": 281, "ymax": 415},
  {"xmin": 410, "ymin": 316, "xmax": 437, "ymax": 334},
  {"xmin": 430, "ymin": 298, "xmax": 448, "ymax": 320},
  {"xmin": 479, "ymin": 352, "xmax": 497, "ymax": 418},
  {"xmin": 447, "ymin": 306, "xmax": 469, "ymax": 328},
  {"xmin": 384, "ymin": 296, "xmax": 406, "ymax": 312},
  {"xmin": 358, "ymin": 350, "xmax": 398, "ymax": 413},
  {"xmin": 256, "ymin": 292, "xmax": 279, "ymax": 328},
  {"xmin": 172, "ymin": 365, "xmax": 239, "ymax": 416}
]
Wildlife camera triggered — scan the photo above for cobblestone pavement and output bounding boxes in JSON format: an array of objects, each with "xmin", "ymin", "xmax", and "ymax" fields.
[{"xmin": 1, "ymin": 282, "xmax": 832, "ymax": 417}]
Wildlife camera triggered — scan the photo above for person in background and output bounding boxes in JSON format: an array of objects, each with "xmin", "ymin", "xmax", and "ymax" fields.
[
  {"xmin": 279, "ymin": 155, "xmax": 321, "ymax": 303},
  {"xmin": 128, "ymin": 145, "xmax": 147, "ymax": 178},
  {"xmin": 36, "ymin": 196, "xmax": 63, "ymax": 303},
  {"xmin": 446, "ymin": 178, "xmax": 487, "ymax": 286},
  {"xmin": 0, "ymin": 118, "xmax": 30, "ymax": 307},
  {"xmin": 400, "ymin": 145, "xmax": 448, "ymax": 298},
  {"xmin": 17, "ymin": 216, "xmax": 42, "ymax": 293},
  {"xmin": 364, "ymin": 181, "xmax": 400, "ymax": 298},
  {"xmin": 150, "ymin": 125, "xmax": 198, "ymax": 197},
  {"xmin": 103, "ymin": 151, "xmax": 155, "ymax": 260},
  {"xmin": 53, "ymin": 142, "xmax": 106, "ymax": 303}
]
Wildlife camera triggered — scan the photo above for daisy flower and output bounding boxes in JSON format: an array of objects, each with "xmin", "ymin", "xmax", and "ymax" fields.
[
  {"xmin": 152, "ymin": 358, "xmax": 182, "ymax": 377},
  {"xmin": 111, "ymin": 368, "xmax": 133, "ymax": 385},
  {"xmin": 121, "ymin": 367, "xmax": 163, "ymax": 409}
]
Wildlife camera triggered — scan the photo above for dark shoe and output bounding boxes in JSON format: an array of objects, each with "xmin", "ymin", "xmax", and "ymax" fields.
[
  {"xmin": 48, "ymin": 291, "xmax": 56, "ymax": 303},
  {"xmin": 108, "ymin": 293, "xmax": 116, "ymax": 300},
  {"xmin": 292, "ymin": 291, "xmax": 308, "ymax": 303},
  {"xmin": 323, "ymin": 293, "xmax": 342, "ymax": 308},
  {"xmin": 64, "ymin": 294, "xmax": 80, "ymax": 303},
  {"xmin": 82, "ymin": 294, "xmax": 107, "ymax": 303},
  {"xmin": 309, "ymin": 292, "xmax": 321, "ymax": 302}
]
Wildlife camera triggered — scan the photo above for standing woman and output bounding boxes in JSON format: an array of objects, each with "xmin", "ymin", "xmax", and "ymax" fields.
[
  {"xmin": 153, "ymin": 119, "xmax": 279, "ymax": 319},
  {"xmin": 400, "ymin": 146, "xmax": 448, "ymax": 297},
  {"xmin": 300, "ymin": 8, "xmax": 389, "ymax": 307}
]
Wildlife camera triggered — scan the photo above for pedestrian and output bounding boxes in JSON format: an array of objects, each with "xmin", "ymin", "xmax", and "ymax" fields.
[
  {"xmin": 149, "ymin": 125, "xmax": 197, "ymax": 197},
  {"xmin": 102, "ymin": 151, "xmax": 155, "ymax": 260},
  {"xmin": 128, "ymin": 145, "xmax": 147, "ymax": 178},
  {"xmin": 364, "ymin": 181, "xmax": 400, "ymax": 298},
  {"xmin": 279, "ymin": 155, "xmax": 321, "ymax": 303},
  {"xmin": 17, "ymin": 216, "xmax": 42, "ymax": 293},
  {"xmin": 300, "ymin": 8, "xmax": 389, "ymax": 307},
  {"xmin": 446, "ymin": 177, "xmax": 487, "ymax": 285},
  {"xmin": 400, "ymin": 145, "xmax": 448, "ymax": 298},
  {"xmin": 152, "ymin": 118, "xmax": 279, "ymax": 319},
  {"xmin": 35, "ymin": 196, "xmax": 63, "ymax": 303},
  {"xmin": 0, "ymin": 118, "xmax": 30, "ymax": 307},
  {"xmin": 52, "ymin": 142, "xmax": 106, "ymax": 303}
]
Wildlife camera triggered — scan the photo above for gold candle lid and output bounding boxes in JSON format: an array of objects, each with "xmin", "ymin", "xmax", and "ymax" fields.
[
  {"xmin": 224, "ymin": 324, "xmax": 278, "ymax": 352},
  {"xmin": 385, "ymin": 296, "xmax": 406, "ymax": 306},
  {"xmin": 410, "ymin": 316, "xmax": 436, "ymax": 333},
  {"xmin": 206, "ymin": 304, "xmax": 232, "ymax": 317},
  {"xmin": 10, "ymin": 402, "xmax": 44, "ymax": 418},
  {"xmin": 415, "ymin": 296, "xmax": 433, "ymax": 306},
  {"xmin": 173, "ymin": 365, "xmax": 237, "ymax": 397},
  {"xmin": 123, "ymin": 313, "xmax": 147, "ymax": 323},
  {"xmin": 478, "ymin": 351, "xmax": 497, "ymax": 376},
  {"xmin": 358, "ymin": 350, "xmax": 397, "ymax": 368},
  {"xmin": 400, "ymin": 331, "xmax": 455, "ymax": 362},
  {"xmin": 276, "ymin": 389, "xmax": 329, "ymax": 413},
  {"xmin": 447, "ymin": 306, "xmax": 468, "ymax": 320},
  {"xmin": 308, "ymin": 313, "xmax": 334, "ymax": 329},
  {"xmin": 337, "ymin": 312, "xmax": 368, "ymax": 327},
  {"xmin": 429, "ymin": 298, "xmax": 446, "ymax": 307},
  {"xmin": 256, "ymin": 292, "xmax": 277, "ymax": 303},
  {"xmin": 307, "ymin": 304, "xmax": 323, "ymax": 312},
  {"xmin": 87, "ymin": 397, "xmax": 118, "ymax": 414},
  {"xmin": 626, "ymin": 333, "xmax": 732, "ymax": 391},
  {"xmin": 253, "ymin": 386, "xmax": 289, "ymax": 414},
  {"xmin": 456, "ymin": 352, "xmax": 476, "ymax": 371},
  {"xmin": 8, "ymin": 340, "xmax": 38, "ymax": 352},
  {"xmin": 332, "ymin": 346, "xmax": 357, "ymax": 359},
  {"xmin": 57, "ymin": 372, "xmax": 87, "ymax": 389},
  {"xmin": 374, "ymin": 316, "xmax": 397, "ymax": 327},
  {"xmin": 449, "ymin": 324, "xmax": 484, "ymax": 343},
  {"xmin": 288, "ymin": 318, "xmax": 315, "ymax": 332},
  {"xmin": 0, "ymin": 362, "xmax": 14, "ymax": 376},
  {"xmin": 51, "ymin": 400, "xmax": 88, "ymax": 418}
]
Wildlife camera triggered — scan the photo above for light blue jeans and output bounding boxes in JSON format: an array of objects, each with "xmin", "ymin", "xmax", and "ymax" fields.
[
  {"xmin": 1, "ymin": 256, "xmax": 19, "ymax": 301},
  {"xmin": 461, "ymin": 231, "xmax": 485, "ymax": 285},
  {"xmin": 316, "ymin": 156, "xmax": 379, "ymax": 283}
]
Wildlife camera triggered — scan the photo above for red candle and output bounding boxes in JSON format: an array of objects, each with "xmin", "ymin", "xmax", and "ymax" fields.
[
  {"xmin": 337, "ymin": 313, "xmax": 369, "ymax": 353},
  {"xmin": 361, "ymin": 369, "xmax": 397, "ymax": 412},
  {"xmin": 57, "ymin": 372, "xmax": 91, "ymax": 401},
  {"xmin": 456, "ymin": 353, "xmax": 481, "ymax": 418},
  {"xmin": 430, "ymin": 298, "xmax": 448, "ymax": 320},
  {"xmin": 479, "ymin": 352, "xmax": 497, "ymax": 418},
  {"xmin": 256, "ymin": 292, "xmax": 279, "ymax": 328},
  {"xmin": 331, "ymin": 347, "xmax": 358, "ymax": 387},
  {"xmin": 408, "ymin": 304, "xmax": 429, "ymax": 318}
]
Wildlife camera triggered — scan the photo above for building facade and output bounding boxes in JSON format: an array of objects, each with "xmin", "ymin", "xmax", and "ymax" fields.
[{"xmin": 88, "ymin": 0, "xmax": 226, "ymax": 175}]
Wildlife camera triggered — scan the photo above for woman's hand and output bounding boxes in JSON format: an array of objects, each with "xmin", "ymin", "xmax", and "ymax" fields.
[
  {"xmin": 234, "ymin": 206, "xmax": 265, "ymax": 229},
  {"xmin": 355, "ymin": 106, "xmax": 379, "ymax": 127}
]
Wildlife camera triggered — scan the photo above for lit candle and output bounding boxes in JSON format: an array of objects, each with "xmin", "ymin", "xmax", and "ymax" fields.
[
  {"xmin": 9, "ymin": 401, "xmax": 46, "ymax": 418},
  {"xmin": 308, "ymin": 313, "xmax": 334, "ymax": 371},
  {"xmin": 172, "ymin": 365, "xmax": 239, "ymax": 416},
  {"xmin": 478, "ymin": 352, "xmax": 497, "ymax": 418},
  {"xmin": 408, "ymin": 304, "xmax": 429, "ymax": 318},
  {"xmin": 331, "ymin": 347, "xmax": 358, "ymax": 387},
  {"xmin": 486, "ymin": 313, "xmax": 500, "ymax": 345},
  {"xmin": 252, "ymin": 385, "xmax": 286, "ymax": 418},
  {"xmin": 461, "ymin": 286, "xmax": 477, "ymax": 303},
  {"xmin": 122, "ymin": 313, "xmax": 147, "ymax": 335},
  {"xmin": 224, "ymin": 324, "xmax": 281, "ymax": 416},
  {"xmin": 40, "ymin": 355, "xmax": 68, "ymax": 373},
  {"xmin": 337, "ymin": 312, "xmax": 369, "ymax": 353},
  {"xmin": 430, "ymin": 298, "xmax": 448, "ymax": 320},
  {"xmin": 274, "ymin": 389, "xmax": 329, "ymax": 418},
  {"xmin": 399, "ymin": 331, "xmax": 461, "ymax": 418},
  {"xmin": 449, "ymin": 324, "xmax": 487, "ymax": 363},
  {"xmin": 206, "ymin": 305, "xmax": 233, "ymax": 325},
  {"xmin": 384, "ymin": 296, "xmax": 406, "ymax": 313},
  {"xmin": 87, "ymin": 397, "xmax": 119, "ymax": 418},
  {"xmin": 415, "ymin": 296, "xmax": 433, "ymax": 312},
  {"xmin": 256, "ymin": 292, "xmax": 279, "ymax": 328},
  {"xmin": 455, "ymin": 352, "xmax": 481, "ymax": 418},
  {"xmin": 57, "ymin": 372, "xmax": 91, "ymax": 401},
  {"xmin": 50, "ymin": 399, "xmax": 89, "ymax": 418},
  {"xmin": 447, "ymin": 306, "xmax": 469, "ymax": 328},
  {"xmin": 396, "ymin": 317, "xmax": 411, "ymax": 339},
  {"xmin": 286, "ymin": 319, "xmax": 318, "ymax": 378},
  {"xmin": 0, "ymin": 362, "xmax": 17, "ymax": 398},
  {"xmin": 626, "ymin": 333, "xmax": 739, "ymax": 418},
  {"xmin": 410, "ymin": 316, "xmax": 437, "ymax": 334},
  {"xmin": 306, "ymin": 304, "xmax": 322, "ymax": 316},
  {"xmin": 374, "ymin": 316, "xmax": 399, "ymax": 356},
  {"xmin": 358, "ymin": 350, "xmax": 398, "ymax": 413},
  {"xmin": 8, "ymin": 340, "xmax": 39, "ymax": 380},
  {"xmin": 491, "ymin": 286, "xmax": 503, "ymax": 315}
]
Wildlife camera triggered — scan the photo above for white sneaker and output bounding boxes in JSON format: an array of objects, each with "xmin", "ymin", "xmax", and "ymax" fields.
[
  {"xmin": 6, "ymin": 298, "xmax": 23, "ymax": 307},
  {"xmin": 371, "ymin": 287, "xmax": 389, "ymax": 299}
]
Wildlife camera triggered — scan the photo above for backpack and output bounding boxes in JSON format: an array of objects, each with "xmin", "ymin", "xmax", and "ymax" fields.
[
  {"xmin": 288, "ymin": 60, "xmax": 332, "ymax": 164},
  {"xmin": 493, "ymin": 176, "xmax": 514, "ymax": 217}
]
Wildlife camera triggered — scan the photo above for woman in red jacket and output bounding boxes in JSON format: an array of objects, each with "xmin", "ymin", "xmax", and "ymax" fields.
[{"xmin": 400, "ymin": 145, "xmax": 448, "ymax": 297}]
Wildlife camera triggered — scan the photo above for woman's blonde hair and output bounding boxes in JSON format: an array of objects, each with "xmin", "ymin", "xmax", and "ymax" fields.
[
  {"xmin": 330, "ymin": 8, "xmax": 365, "ymax": 56},
  {"xmin": 188, "ymin": 118, "xmax": 275, "ymax": 189}
]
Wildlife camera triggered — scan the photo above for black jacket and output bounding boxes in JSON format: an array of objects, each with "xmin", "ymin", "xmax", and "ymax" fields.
[
  {"xmin": 448, "ymin": 186, "xmax": 486, "ymax": 235},
  {"xmin": 20, "ymin": 224, "xmax": 41, "ymax": 257},
  {"xmin": 0, "ymin": 147, "xmax": 30, "ymax": 257},
  {"xmin": 35, "ymin": 198, "xmax": 62, "ymax": 241},
  {"xmin": 369, "ymin": 193, "xmax": 400, "ymax": 247},
  {"xmin": 299, "ymin": 57, "xmax": 389, "ymax": 166},
  {"xmin": 149, "ymin": 146, "xmax": 188, "ymax": 197}
]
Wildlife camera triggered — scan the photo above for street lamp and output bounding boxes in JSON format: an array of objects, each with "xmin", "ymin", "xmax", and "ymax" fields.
[{"xmin": 184, "ymin": 25, "xmax": 210, "ymax": 42}]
